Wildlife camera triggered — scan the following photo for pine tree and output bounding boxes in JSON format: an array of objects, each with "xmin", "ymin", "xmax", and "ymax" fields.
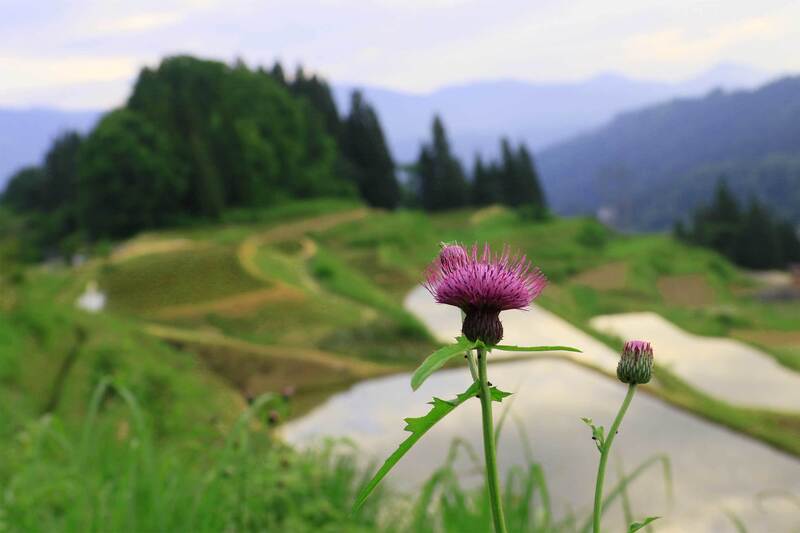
[
  {"xmin": 677, "ymin": 178, "xmax": 800, "ymax": 269},
  {"xmin": 691, "ymin": 179, "xmax": 741, "ymax": 258},
  {"xmin": 77, "ymin": 110, "xmax": 187, "ymax": 239},
  {"xmin": 735, "ymin": 198, "xmax": 780, "ymax": 269},
  {"xmin": 416, "ymin": 116, "xmax": 469, "ymax": 211},
  {"xmin": 471, "ymin": 154, "xmax": 501, "ymax": 206},
  {"xmin": 291, "ymin": 67, "xmax": 342, "ymax": 141},
  {"xmin": 270, "ymin": 61, "xmax": 287, "ymax": 86},
  {"xmin": 42, "ymin": 132, "xmax": 83, "ymax": 212},
  {"xmin": 777, "ymin": 221, "xmax": 800, "ymax": 264},
  {"xmin": 497, "ymin": 138, "xmax": 517, "ymax": 206},
  {"xmin": 516, "ymin": 144, "xmax": 546, "ymax": 208},
  {"xmin": 340, "ymin": 91, "xmax": 400, "ymax": 209}
]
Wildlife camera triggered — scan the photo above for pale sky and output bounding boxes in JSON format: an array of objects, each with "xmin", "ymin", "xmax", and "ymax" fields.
[{"xmin": 2, "ymin": 0, "xmax": 799, "ymax": 109}]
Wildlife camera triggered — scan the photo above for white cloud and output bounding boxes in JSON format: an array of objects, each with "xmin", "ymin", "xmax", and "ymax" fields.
[
  {"xmin": 85, "ymin": 11, "xmax": 185, "ymax": 35},
  {"xmin": 0, "ymin": 55, "xmax": 142, "ymax": 89},
  {"xmin": 0, "ymin": 0, "xmax": 799, "ymax": 107},
  {"xmin": 624, "ymin": 15, "xmax": 789, "ymax": 66}
]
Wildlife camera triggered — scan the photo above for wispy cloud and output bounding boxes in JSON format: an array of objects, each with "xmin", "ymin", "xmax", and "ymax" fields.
[
  {"xmin": 624, "ymin": 15, "xmax": 789, "ymax": 65},
  {"xmin": 0, "ymin": 0, "xmax": 798, "ymax": 108},
  {"xmin": 83, "ymin": 11, "xmax": 185, "ymax": 35}
]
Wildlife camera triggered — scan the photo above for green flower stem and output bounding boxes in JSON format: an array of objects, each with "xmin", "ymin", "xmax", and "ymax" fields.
[
  {"xmin": 461, "ymin": 310, "xmax": 479, "ymax": 382},
  {"xmin": 466, "ymin": 349, "xmax": 479, "ymax": 382},
  {"xmin": 592, "ymin": 384, "xmax": 637, "ymax": 533},
  {"xmin": 477, "ymin": 346, "xmax": 508, "ymax": 533}
]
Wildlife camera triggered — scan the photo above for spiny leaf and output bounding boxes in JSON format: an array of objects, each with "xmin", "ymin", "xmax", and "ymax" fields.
[
  {"xmin": 629, "ymin": 516, "xmax": 660, "ymax": 532},
  {"xmin": 411, "ymin": 336, "xmax": 476, "ymax": 391},
  {"xmin": 490, "ymin": 387, "xmax": 512, "ymax": 402},
  {"xmin": 492, "ymin": 344, "xmax": 582, "ymax": 353},
  {"xmin": 353, "ymin": 381, "xmax": 508, "ymax": 512},
  {"xmin": 581, "ymin": 417, "xmax": 605, "ymax": 450}
]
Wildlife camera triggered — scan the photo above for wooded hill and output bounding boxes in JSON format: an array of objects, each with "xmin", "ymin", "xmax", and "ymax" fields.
[{"xmin": 2, "ymin": 56, "xmax": 547, "ymax": 257}]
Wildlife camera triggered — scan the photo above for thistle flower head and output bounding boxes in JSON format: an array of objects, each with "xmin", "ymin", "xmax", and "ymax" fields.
[
  {"xmin": 424, "ymin": 243, "xmax": 547, "ymax": 345},
  {"xmin": 616, "ymin": 340, "xmax": 654, "ymax": 384}
]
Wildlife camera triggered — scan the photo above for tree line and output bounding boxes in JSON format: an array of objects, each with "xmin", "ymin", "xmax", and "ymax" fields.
[
  {"xmin": 273, "ymin": 62, "xmax": 547, "ymax": 215},
  {"xmin": 2, "ymin": 55, "xmax": 547, "ymax": 255},
  {"xmin": 675, "ymin": 180, "xmax": 800, "ymax": 269}
]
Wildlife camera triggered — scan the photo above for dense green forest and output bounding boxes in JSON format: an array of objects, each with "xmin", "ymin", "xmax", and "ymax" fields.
[
  {"xmin": 538, "ymin": 76, "xmax": 800, "ymax": 230},
  {"xmin": 1, "ymin": 56, "xmax": 547, "ymax": 257},
  {"xmin": 675, "ymin": 180, "xmax": 800, "ymax": 269}
]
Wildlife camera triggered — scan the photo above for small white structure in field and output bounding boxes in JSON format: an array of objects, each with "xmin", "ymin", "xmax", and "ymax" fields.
[{"xmin": 76, "ymin": 280, "xmax": 106, "ymax": 313}]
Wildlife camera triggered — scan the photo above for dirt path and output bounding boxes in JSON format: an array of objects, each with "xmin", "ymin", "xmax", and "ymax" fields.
[
  {"xmin": 111, "ymin": 238, "xmax": 205, "ymax": 263},
  {"xmin": 154, "ymin": 286, "xmax": 305, "ymax": 319},
  {"xmin": 237, "ymin": 208, "xmax": 368, "ymax": 283}
]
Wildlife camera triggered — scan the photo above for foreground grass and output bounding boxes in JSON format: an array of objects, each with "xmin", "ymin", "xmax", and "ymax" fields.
[{"xmin": 2, "ymin": 378, "xmax": 670, "ymax": 533}]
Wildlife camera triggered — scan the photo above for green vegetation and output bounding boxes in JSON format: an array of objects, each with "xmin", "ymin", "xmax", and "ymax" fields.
[
  {"xmin": 2, "ymin": 199, "xmax": 800, "ymax": 530},
  {"xmin": 0, "ymin": 57, "xmax": 368, "ymax": 253},
  {"xmin": 414, "ymin": 116, "xmax": 471, "ymax": 210},
  {"xmin": 102, "ymin": 246, "xmax": 265, "ymax": 314},
  {"xmin": 675, "ymin": 179, "xmax": 800, "ymax": 269},
  {"xmin": 340, "ymin": 91, "xmax": 401, "ymax": 209},
  {"xmin": 2, "ymin": 55, "xmax": 549, "ymax": 259}
]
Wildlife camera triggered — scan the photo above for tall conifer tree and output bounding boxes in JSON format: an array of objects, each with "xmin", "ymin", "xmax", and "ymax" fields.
[
  {"xmin": 340, "ymin": 91, "xmax": 400, "ymax": 208},
  {"xmin": 416, "ymin": 116, "xmax": 469, "ymax": 210}
]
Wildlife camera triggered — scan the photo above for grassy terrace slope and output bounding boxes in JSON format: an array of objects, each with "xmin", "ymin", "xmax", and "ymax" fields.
[{"xmin": 4, "ymin": 199, "xmax": 800, "ymax": 458}]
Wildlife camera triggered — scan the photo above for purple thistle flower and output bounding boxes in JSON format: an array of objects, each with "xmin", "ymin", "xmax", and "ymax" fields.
[
  {"xmin": 617, "ymin": 340, "xmax": 654, "ymax": 384},
  {"xmin": 425, "ymin": 243, "xmax": 547, "ymax": 345}
]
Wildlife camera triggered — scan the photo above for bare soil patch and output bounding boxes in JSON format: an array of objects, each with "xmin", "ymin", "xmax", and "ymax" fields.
[
  {"xmin": 732, "ymin": 329, "xmax": 800, "ymax": 346},
  {"xmin": 572, "ymin": 261, "xmax": 628, "ymax": 291},
  {"xmin": 657, "ymin": 274, "xmax": 714, "ymax": 307}
]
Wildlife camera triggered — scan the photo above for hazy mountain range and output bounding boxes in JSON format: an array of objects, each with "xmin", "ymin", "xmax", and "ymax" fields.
[
  {"xmin": 334, "ymin": 63, "xmax": 772, "ymax": 163},
  {"xmin": 4, "ymin": 63, "xmax": 798, "ymax": 232},
  {"xmin": 0, "ymin": 63, "xmax": 769, "ymax": 191},
  {"xmin": 537, "ymin": 75, "xmax": 800, "ymax": 230}
]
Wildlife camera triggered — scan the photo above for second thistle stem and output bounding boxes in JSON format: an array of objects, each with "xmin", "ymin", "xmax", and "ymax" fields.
[
  {"xmin": 477, "ymin": 346, "xmax": 507, "ymax": 533},
  {"xmin": 592, "ymin": 383, "xmax": 637, "ymax": 533}
]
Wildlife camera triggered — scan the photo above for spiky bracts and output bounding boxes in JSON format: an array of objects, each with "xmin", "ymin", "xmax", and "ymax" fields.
[
  {"xmin": 616, "ymin": 340, "xmax": 654, "ymax": 385},
  {"xmin": 425, "ymin": 243, "xmax": 547, "ymax": 345}
]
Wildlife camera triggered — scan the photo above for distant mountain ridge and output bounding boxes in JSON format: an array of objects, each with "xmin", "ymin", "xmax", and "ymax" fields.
[
  {"xmin": 0, "ymin": 63, "xmax": 774, "ymax": 194},
  {"xmin": 334, "ymin": 63, "xmax": 772, "ymax": 163},
  {"xmin": 537, "ymin": 75, "xmax": 800, "ymax": 230},
  {"xmin": 0, "ymin": 108, "xmax": 100, "ymax": 189}
]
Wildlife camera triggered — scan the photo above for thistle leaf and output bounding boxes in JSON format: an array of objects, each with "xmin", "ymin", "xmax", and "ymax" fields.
[
  {"xmin": 629, "ymin": 516, "xmax": 660, "ymax": 532},
  {"xmin": 492, "ymin": 344, "xmax": 582, "ymax": 353},
  {"xmin": 490, "ymin": 387, "xmax": 512, "ymax": 401},
  {"xmin": 353, "ymin": 381, "xmax": 508, "ymax": 511},
  {"xmin": 411, "ymin": 336, "xmax": 476, "ymax": 391},
  {"xmin": 582, "ymin": 417, "xmax": 605, "ymax": 450}
]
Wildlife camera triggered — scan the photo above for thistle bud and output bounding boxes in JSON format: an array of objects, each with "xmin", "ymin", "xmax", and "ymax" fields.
[
  {"xmin": 616, "ymin": 340, "xmax": 653, "ymax": 384},
  {"xmin": 437, "ymin": 242, "xmax": 469, "ymax": 274}
]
